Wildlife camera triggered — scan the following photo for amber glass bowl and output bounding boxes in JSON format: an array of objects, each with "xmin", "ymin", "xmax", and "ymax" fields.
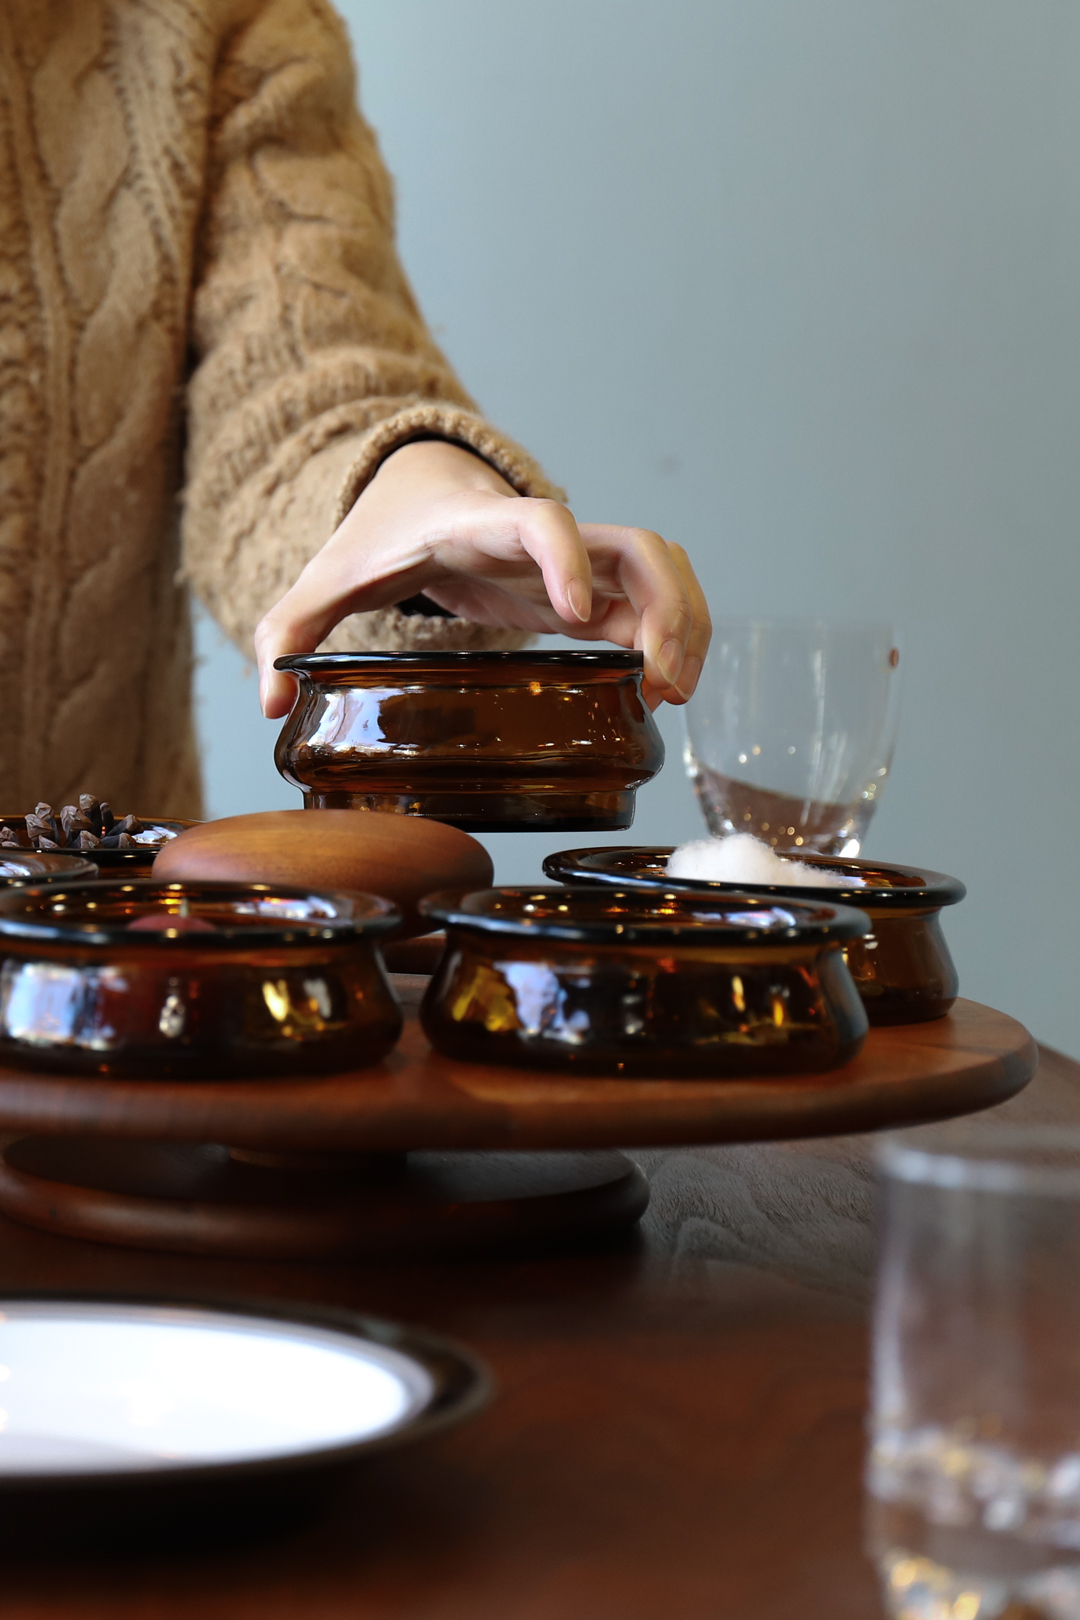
[
  {"xmin": 0, "ymin": 851, "xmax": 98, "ymax": 886},
  {"xmin": 0, "ymin": 880, "xmax": 402, "ymax": 1080},
  {"xmin": 0, "ymin": 816, "xmax": 198, "ymax": 872},
  {"xmin": 273, "ymin": 652, "xmax": 665, "ymax": 832},
  {"xmin": 543, "ymin": 847, "xmax": 966, "ymax": 1026},
  {"xmin": 418, "ymin": 885, "xmax": 870, "ymax": 1077}
]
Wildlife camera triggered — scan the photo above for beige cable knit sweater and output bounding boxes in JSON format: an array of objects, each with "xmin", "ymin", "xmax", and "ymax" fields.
[{"xmin": 0, "ymin": 0, "xmax": 559, "ymax": 818}]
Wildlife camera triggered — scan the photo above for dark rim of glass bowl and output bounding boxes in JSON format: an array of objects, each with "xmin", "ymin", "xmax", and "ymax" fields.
[
  {"xmin": 274, "ymin": 651, "xmax": 644, "ymax": 673},
  {"xmin": 419, "ymin": 885, "xmax": 871, "ymax": 945},
  {"xmin": 0, "ymin": 1290, "xmax": 490, "ymax": 1493},
  {"xmin": 0, "ymin": 852, "xmax": 99, "ymax": 885},
  {"xmin": 542, "ymin": 847, "xmax": 966, "ymax": 909},
  {"xmin": 0, "ymin": 880, "xmax": 401, "ymax": 947}
]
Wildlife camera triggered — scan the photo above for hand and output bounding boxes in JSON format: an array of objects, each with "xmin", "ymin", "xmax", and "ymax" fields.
[{"xmin": 255, "ymin": 440, "xmax": 712, "ymax": 718}]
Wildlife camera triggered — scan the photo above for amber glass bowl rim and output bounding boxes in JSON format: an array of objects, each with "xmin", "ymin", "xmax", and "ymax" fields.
[
  {"xmin": 0, "ymin": 879, "xmax": 401, "ymax": 948},
  {"xmin": 542, "ymin": 847, "xmax": 966, "ymax": 909},
  {"xmin": 274, "ymin": 651, "xmax": 644, "ymax": 674},
  {"xmin": 420, "ymin": 885, "xmax": 870, "ymax": 945},
  {"xmin": 0, "ymin": 851, "xmax": 99, "ymax": 885}
]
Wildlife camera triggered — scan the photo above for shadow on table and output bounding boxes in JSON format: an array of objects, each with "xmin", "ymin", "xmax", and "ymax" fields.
[{"xmin": 633, "ymin": 1043, "xmax": 1080, "ymax": 1302}]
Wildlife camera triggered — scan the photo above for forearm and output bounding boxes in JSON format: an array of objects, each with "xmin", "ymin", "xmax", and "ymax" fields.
[{"xmin": 181, "ymin": 0, "xmax": 560, "ymax": 658}]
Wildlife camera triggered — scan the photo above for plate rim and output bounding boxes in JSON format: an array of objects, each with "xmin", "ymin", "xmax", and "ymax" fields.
[{"xmin": 0, "ymin": 1289, "xmax": 492, "ymax": 1493}]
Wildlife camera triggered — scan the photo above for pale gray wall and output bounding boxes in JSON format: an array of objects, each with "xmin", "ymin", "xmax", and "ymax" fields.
[{"xmin": 195, "ymin": 1, "xmax": 1080, "ymax": 1054}]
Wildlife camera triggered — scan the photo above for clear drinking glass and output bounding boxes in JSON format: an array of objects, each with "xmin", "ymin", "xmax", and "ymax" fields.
[
  {"xmin": 682, "ymin": 619, "xmax": 902, "ymax": 855},
  {"xmin": 868, "ymin": 1121, "xmax": 1080, "ymax": 1620}
]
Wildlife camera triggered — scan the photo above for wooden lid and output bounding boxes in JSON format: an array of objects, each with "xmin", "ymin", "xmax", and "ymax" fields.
[{"xmin": 152, "ymin": 810, "xmax": 493, "ymax": 937}]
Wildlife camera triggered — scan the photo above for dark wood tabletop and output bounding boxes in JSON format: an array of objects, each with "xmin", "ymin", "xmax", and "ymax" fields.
[
  {"xmin": 4, "ymin": 1042, "xmax": 1075, "ymax": 1620},
  {"xmin": 0, "ymin": 1225, "xmax": 877, "ymax": 1619}
]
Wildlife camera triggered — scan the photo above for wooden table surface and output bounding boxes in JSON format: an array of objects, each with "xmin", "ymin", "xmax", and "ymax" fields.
[
  {"xmin": 5, "ymin": 1043, "xmax": 1074, "ymax": 1620},
  {"xmin": 0, "ymin": 1225, "xmax": 878, "ymax": 1620}
]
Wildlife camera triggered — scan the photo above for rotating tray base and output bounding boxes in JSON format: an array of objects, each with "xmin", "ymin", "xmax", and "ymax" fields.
[{"xmin": 0, "ymin": 1138, "xmax": 650, "ymax": 1260}]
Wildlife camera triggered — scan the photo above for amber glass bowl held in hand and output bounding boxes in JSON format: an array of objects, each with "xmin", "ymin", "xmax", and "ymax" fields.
[
  {"xmin": 273, "ymin": 652, "xmax": 665, "ymax": 832},
  {"xmin": 418, "ymin": 886, "xmax": 870, "ymax": 1077},
  {"xmin": 543, "ymin": 847, "xmax": 965, "ymax": 1026},
  {"xmin": 0, "ymin": 880, "xmax": 402, "ymax": 1079}
]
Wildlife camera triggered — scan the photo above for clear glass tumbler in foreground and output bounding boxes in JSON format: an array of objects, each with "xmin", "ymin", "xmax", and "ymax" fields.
[
  {"xmin": 683, "ymin": 619, "xmax": 902, "ymax": 855},
  {"xmin": 869, "ymin": 1123, "xmax": 1080, "ymax": 1620}
]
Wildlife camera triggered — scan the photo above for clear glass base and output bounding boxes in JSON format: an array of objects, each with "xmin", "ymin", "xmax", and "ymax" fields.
[
  {"xmin": 868, "ymin": 1426, "xmax": 1080, "ymax": 1619},
  {"xmin": 688, "ymin": 764, "xmax": 872, "ymax": 855}
]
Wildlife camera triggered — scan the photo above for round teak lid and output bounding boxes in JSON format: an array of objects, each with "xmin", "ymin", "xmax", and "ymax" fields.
[{"xmin": 152, "ymin": 810, "xmax": 494, "ymax": 937}]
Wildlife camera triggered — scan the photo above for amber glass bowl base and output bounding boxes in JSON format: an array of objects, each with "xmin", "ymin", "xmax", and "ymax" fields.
[
  {"xmin": 416, "ymin": 1023, "xmax": 868, "ymax": 1079},
  {"xmin": 865, "ymin": 1000, "xmax": 956, "ymax": 1026},
  {"xmin": 303, "ymin": 790, "xmax": 637, "ymax": 833},
  {"xmin": 420, "ymin": 942, "xmax": 867, "ymax": 1078},
  {"xmin": 858, "ymin": 990, "xmax": 957, "ymax": 1026}
]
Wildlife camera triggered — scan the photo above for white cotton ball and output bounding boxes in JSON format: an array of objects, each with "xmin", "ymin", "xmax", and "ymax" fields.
[{"xmin": 666, "ymin": 832, "xmax": 862, "ymax": 889}]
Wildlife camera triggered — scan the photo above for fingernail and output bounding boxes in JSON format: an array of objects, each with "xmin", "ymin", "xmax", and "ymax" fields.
[
  {"xmin": 675, "ymin": 655, "xmax": 702, "ymax": 699},
  {"xmin": 567, "ymin": 577, "xmax": 591, "ymax": 623},
  {"xmin": 657, "ymin": 638, "xmax": 684, "ymax": 687}
]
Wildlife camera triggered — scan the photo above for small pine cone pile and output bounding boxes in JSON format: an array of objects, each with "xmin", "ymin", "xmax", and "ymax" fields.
[{"xmin": 0, "ymin": 796, "xmax": 146, "ymax": 854}]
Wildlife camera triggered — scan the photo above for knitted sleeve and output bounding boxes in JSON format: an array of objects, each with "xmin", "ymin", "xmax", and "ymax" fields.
[{"xmin": 181, "ymin": 0, "xmax": 562, "ymax": 656}]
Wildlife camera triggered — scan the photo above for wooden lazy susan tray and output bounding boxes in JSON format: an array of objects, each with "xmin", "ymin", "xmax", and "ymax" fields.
[{"xmin": 0, "ymin": 994, "xmax": 1036, "ymax": 1262}]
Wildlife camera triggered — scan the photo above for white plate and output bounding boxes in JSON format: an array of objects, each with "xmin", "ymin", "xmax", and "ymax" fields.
[{"xmin": 0, "ymin": 1299, "xmax": 458, "ymax": 1478}]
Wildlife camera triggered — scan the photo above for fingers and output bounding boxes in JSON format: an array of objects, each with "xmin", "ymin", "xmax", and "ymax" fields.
[
  {"xmin": 576, "ymin": 526, "xmax": 711, "ymax": 704},
  {"xmin": 254, "ymin": 541, "xmax": 394, "ymax": 717},
  {"xmin": 665, "ymin": 543, "xmax": 712, "ymax": 703},
  {"xmin": 254, "ymin": 493, "xmax": 589, "ymax": 716},
  {"xmin": 438, "ymin": 496, "xmax": 594, "ymax": 627},
  {"xmin": 255, "ymin": 607, "xmax": 311, "ymax": 719},
  {"xmin": 253, "ymin": 505, "xmax": 441, "ymax": 716},
  {"xmin": 254, "ymin": 560, "xmax": 360, "ymax": 718},
  {"xmin": 253, "ymin": 485, "xmax": 711, "ymax": 719}
]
